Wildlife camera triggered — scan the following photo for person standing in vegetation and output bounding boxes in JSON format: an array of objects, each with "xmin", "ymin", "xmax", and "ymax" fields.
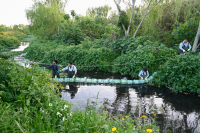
[
  {"xmin": 138, "ymin": 67, "xmax": 149, "ymax": 80},
  {"xmin": 42, "ymin": 59, "xmax": 60, "ymax": 78},
  {"xmin": 58, "ymin": 62, "xmax": 77, "ymax": 78},
  {"xmin": 178, "ymin": 39, "xmax": 192, "ymax": 55}
]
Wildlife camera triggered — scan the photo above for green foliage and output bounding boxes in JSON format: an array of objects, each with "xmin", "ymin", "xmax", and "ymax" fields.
[
  {"xmin": 0, "ymin": 61, "xmax": 55, "ymax": 105},
  {"xmin": 25, "ymin": 39, "xmax": 67, "ymax": 61},
  {"xmin": 71, "ymin": 10, "xmax": 76, "ymax": 18},
  {"xmin": 81, "ymin": 37, "xmax": 93, "ymax": 49},
  {"xmin": 117, "ymin": 11, "xmax": 129, "ymax": 35},
  {"xmin": 99, "ymin": 23, "xmax": 120, "ymax": 46},
  {"xmin": 0, "ymin": 31, "xmax": 26, "ymax": 48},
  {"xmin": 0, "ymin": 25, "xmax": 12, "ymax": 32},
  {"xmin": 55, "ymin": 22, "xmax": 86, "ymax": 45},
  {"xmin": 0, "ymin": 36, "xmax": 20, "ymax": 47},
  {"xmin": 63, "ymin": 14, "xmax": 70, "ymax": 20},
  {"xmin": 139, "ymin": 0, "xmax": 200, "ymax": 43},
  {"xmin": 26, "ymin": 0, "xmax": 66, "ymax": 39},
  {"xmin": 0, "ymin": 51, "xmax": 24, "ymax": 59},
  {"xmin": 113, "ymin": 43, "xmax": 177, "ymax": 78},
  {"xmin": 25, "ymin": 39, "xmax": 118, "ymax": 72},
  {"xmin": 78, "ymin": 17, "xmax": 105, "ymax": 40},
  {"xmin": 108, "ymin": 35, "xmax": 151, "ymax": 54},
  {"xmin": 152, "ymin": 55, "xmax": 200, "ymax": 96},
  {"xmin": 87, "ymin": 5, "xmax": 112, "ymax": 19},
  {"xmin": 172, "ymin": 17, "xmax": 200, "ymax": 46}
]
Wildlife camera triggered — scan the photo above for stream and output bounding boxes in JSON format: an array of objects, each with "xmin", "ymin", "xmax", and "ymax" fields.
[{"xmin": 11, "ymin": 43, "xmax": 200, "ymax": 133}]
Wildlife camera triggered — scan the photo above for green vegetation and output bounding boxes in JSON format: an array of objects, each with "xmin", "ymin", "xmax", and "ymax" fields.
[
  {"xmin": 0, "ymin": 30, "xmax": 27, "ymax": 50},
  {"xmin": 0, "ymin": 51, "xmax": 24, "ymax": 59},
  {"xmin": 25, "ymin": 39, "xmax": 118, "ymax": 72},
  {"xmin": 23, "ymin": 0, "xmax": 200, "ymax": 97},
  {"xmin": 114, "ymin": 43, "xmax": 176, "ymax": 77},
  {"xmin": 0, "ymin": 59, "xmax": 159, "ymax": 132},
  {"xmin": 151, "ymin": 55, "xmax": 200, "ymax": 96}
]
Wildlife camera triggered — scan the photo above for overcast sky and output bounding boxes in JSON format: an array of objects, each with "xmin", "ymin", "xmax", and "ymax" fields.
[{"xmin": 0, "ymin": 0, "xmax": 142, "ymax": 26}]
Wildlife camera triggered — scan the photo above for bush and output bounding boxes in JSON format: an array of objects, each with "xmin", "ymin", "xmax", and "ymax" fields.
[
  {"xmin": 0, "ymin": 60, "xmax": 57, "ymax": 105},
  {"xmin": 81, "ymin": 37, "xmax": 94, "ymax": 49},
  {"xmin": 42, "ymin": 46, "xmax": 118, "ymax": 72},
  {"xmin": 25, "ymin": 39, "xmax": 67, "ymax": 61},
  {"xmin": 151, "ymin": 55, "xmax": 200, "ymax": 96},
  {"xmin": 0, "ymin": 36, "xmax": 20, "ymax": 47},
  {"xmin": 54, "ymin": 22, "xmax": 86, "ymax": 45},
  {"xmin": 1, "ymin": 31, "xmax": 26, "ymax": 40},
  {"xmin": 25, "ymin": 39, "xmax": 118, "ymax": 72},
  {"xmin": 108, "ymin": 36, "xmax": 154, "ymax": 54},
  {"xmin": 113, "ymin": 44, "xmax": 177, "ymax": 78},
  {"xmin": 0, "ymin": 31, "xmax": 27, "ymax": 48}
]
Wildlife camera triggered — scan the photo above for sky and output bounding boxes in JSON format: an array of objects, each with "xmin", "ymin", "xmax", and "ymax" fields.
[{"xmin": 0, "ymin": 0, "xmax": 142, "ymax": 26}]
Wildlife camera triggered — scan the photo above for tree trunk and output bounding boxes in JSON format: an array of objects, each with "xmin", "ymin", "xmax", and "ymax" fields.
[
  {"xmin": 111, "ymin": 32, "xmax": 116, "ymax": 40},
  {"xmin": 132, "ymin": 0, "xmax": 162, "ymax": 38},
  {"xmin": 192, "ymin": 21, "xmax": 200, "ymax": 51},
  {"xmin": 58, "ymin": 25, "xmax": 59, "ymax": 34},
  {"xmin": 114, "ymin": 0, "xmax": 136, "ymax": 36},
  {"xmin": 126, "ymin": 0, "xmax": 136, "ymax": 35}
]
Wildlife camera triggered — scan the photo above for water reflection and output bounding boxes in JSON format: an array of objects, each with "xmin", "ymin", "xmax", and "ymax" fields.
[
  {"xmin": 11, "ymin": 42, "xmax": 29, "ymax": 51},
  {"xmin": 60, "ymin": 82, "xmax": 200, "ymax": 133},
  {"xmin": 137, "ymin": 84, "xmax": 148, "ymax": 97},
  {"xmin": 63, "ymin": 85, "xmax": 78, "ymax": 99}
]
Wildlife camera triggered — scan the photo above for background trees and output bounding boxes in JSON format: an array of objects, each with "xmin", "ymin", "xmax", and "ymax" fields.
[{"xmin": 26, "ymin": 0, "xmax": 67, "ymax": 39}]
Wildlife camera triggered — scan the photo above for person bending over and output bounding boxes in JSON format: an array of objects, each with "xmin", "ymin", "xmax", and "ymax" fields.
[
  {"xmin": 178, "ymin": 39, "xmax": 192, "ymax": 55},
  {"xmin": 138, "ymin": 67, "xmax": 149, "ymax": 80},
  {"xmin": 59, "ymin": 62, "xmax": 77, "ymax": 78}
]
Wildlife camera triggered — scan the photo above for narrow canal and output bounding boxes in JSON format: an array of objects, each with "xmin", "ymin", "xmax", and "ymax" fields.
[{"xmin": 12, "ymin": 43, "xmax": 200, "ymax": 133}]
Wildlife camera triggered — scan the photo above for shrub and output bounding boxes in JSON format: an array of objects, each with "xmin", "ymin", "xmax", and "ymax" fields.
[
  {"xmin": 151, "ymin": 55, "xmax": 200, "ymax": 96},
  {"xmin": 0, "ymin": 36, "xmax": 20, "ymax": 47},
  {"xmin": 54, "ymin": 23, "xmax": 86, "ymax": 45},
  {"xmin": 113, "ymin": 44, "xmax": 177, "ymax": 78},
  {"xmin": 0, "ymin": 31, "xmax": 26, "ymax": 48},
  {"xmin": 81, "ymin": 37, "xmax": 94, "ymax": 49},
  {"xmin": 25, "ymin": 39, "xmax": 67, "ymax": 61},
  {"xmin": 108, "ymin": 36, "xmax": 155, "ymax": 54},
  {"xmin": 25, "ymin": 39, "xmax": 118, "ymax": 72},
  {"xmin": 42, "ymin": 46, "xmax": 118, "ymax": 72}
]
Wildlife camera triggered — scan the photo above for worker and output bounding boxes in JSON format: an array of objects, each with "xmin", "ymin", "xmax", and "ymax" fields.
[
  {"xmin": 178, "ymin": 39, "xmax": 192, "ymax": 55},
  {"xmin": 138, "ymin": 67, "xmax": 149, "ymax": 80},
  {"xmin": 41, "ymin": 59, "xmax": 60, "ymax": 78},
  {"xmin": 58, "ymin": 62, "xmax": 77, "ymax": 78}
]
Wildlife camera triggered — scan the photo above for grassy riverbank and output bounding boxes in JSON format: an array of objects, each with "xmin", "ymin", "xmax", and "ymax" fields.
[{"xmin": 0, "ymin": 59, "xmax": 160, "ymax": 132}]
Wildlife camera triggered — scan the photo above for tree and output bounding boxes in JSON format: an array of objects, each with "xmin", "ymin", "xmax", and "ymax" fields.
[
  {"xmin": 71, "ymin": 10, "xmax": 76, "ymax": 19},
  {"xmin": 114, "ymin": 0, "xmax": 136, "ymax": 35},
  {"xmin": 86, "ymin": 5, "xmax": 112, "ymax": 19},
  {"xmin": 26, "ymin": 0, "xmax": 67, "ymax": 39},
  {"xmin": 64, "ymin": 14, "xmax": 70, "ymax": 20},
  {"xmin": 132, "ymin": 0, "xmax": 162, "ymax": 38},
  {"xmin": 190, "ymin": 1, "xmax": 200, "ymax": 52}
]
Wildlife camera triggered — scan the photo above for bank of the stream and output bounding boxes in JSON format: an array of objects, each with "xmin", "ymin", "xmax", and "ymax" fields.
[{"xmin": 24, "ymin": 37, "xmax": 200, "ymax": 96}]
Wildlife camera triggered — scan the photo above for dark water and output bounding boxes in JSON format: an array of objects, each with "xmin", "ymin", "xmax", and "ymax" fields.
[
  {"xmin": 12, "ymin": 44, "xmax": 200, "ymax": 133},
  {"xmin": 60, "ymin": 71, "xmax": 200, "ymax": 133}
]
